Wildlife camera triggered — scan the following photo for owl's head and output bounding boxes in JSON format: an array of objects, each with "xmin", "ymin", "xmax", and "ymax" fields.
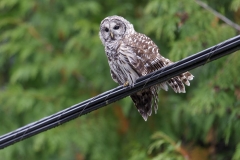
[{"xmin": 99, "ymin": 15, "xmax": 135, "ymax": 46}]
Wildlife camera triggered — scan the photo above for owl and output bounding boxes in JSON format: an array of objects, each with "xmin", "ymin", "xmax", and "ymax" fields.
[{"xmin": 99, "ymin": 15, "xmax": 194, "ymax": 121}]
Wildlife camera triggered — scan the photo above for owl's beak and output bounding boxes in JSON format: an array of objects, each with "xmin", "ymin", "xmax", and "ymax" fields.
[{"xmin": 110, "ymin": 32, "xmax": 114, "ymax": 39}]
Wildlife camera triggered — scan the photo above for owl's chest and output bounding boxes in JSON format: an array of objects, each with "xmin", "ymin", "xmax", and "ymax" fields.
[
  {"xmin": 107, "ymin": 52, "xmax": 127, "ymax": 73},
  {"xmin": 106, "ymin": 50, "xmax": 119, "ymax": 62},
  {"xmin": 106, "ymin": 48, "xmax": 139, "ymax": 85},
  {"xmin": 105, "ymin": 44, "xmax": 129, "ymax": 66}
]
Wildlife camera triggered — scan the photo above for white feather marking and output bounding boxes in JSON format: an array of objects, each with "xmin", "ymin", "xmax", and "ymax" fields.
[
  {"xmin": 185, "ymin": 81, "xmax": 190, "ymax": 86},
  {"xmin": 188, "ymin": 75, "xmax": 194, "ymax": 80}
]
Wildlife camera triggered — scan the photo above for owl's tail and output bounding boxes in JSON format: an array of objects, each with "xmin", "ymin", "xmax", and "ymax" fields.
[
  {"xmin": 130, "ymin": 86, "xmax": 159, "ymax": 121},
  {"xmin": 166, "ymin": 71, "xmax": 194, "ymax": 93},
  {"xmin": 130, "ymin": 72, "xmax": 193, "ymax": 121}
]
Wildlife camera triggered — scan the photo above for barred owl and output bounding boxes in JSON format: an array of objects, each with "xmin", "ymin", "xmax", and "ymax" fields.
[{"xmin": 99, "ymin": 15, "xmax": 194, "ymax": 121}]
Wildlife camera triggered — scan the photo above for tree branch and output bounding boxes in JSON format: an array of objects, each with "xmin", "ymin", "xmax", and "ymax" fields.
[{"xmin": 195, "ymin": 0, "xmax": 240, "ymax": 32}]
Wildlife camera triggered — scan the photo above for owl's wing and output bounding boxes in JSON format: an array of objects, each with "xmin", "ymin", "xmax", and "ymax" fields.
[
  {"xmin": 123, "ymin": 33, "xmax": 193, "ymax": 93},
  {"xmin": 122, "ymin": 33, "xmax": 166, "ymax": 75},
  {"xmin": 119, "ymin": 33, "xmax": 166, "ymax": 121}
]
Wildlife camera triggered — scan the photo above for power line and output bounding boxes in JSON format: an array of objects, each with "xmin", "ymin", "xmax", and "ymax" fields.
[{"xmin": 0, "ymin": 35, "xmax": 240, "ymax": 149}]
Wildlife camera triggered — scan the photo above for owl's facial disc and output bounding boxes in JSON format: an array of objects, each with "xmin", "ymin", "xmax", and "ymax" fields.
[{"xmin": 101, "ymin": 19, "xmax": 126, "ymax": 42}]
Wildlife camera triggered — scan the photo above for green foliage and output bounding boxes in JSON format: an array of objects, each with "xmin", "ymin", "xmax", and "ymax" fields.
[
  {"xmin": 0, "ymin": 0, "xmax": 240, "ymax": 159},
  {"xmin": 231, "ymin": 0, "xmax": 240, "ymax": 12},
  {"xmin": 233, "ymin": 143, "xmax": 240, "ymax": 160},
  {"xmin": 148, "ymin": 132, "xmax": 184, "ymax": 160}
]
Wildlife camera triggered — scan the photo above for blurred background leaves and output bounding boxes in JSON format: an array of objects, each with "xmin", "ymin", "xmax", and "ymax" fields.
[{"xmin": 0, "ymin": 0, "xmax": 240, "ymax": 159}]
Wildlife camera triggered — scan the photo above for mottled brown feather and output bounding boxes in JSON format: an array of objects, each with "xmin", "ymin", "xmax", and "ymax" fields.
[{"xmin": 99, "ymin": 15, "xmax": 194, "ymax": 121}]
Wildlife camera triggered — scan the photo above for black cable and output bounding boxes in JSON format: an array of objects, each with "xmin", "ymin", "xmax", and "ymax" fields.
[{"xmin": 0, "ymin": 35, "xmax": 240, "ymax": 149}]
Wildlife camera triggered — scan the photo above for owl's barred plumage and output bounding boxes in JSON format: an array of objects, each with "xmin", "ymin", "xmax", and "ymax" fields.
[{"xmin": 99, "ymin": 15, "xmax": 194, "ymax": 121}]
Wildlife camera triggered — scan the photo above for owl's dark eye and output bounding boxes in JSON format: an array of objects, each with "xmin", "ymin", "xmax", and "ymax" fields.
[
  {"xmin": 105, "ymin": 28, "xmax": 109, "ymax": 32},
  {"xmin": 113, "ymin": 25, "xmax": 120, "ymax": 30}
]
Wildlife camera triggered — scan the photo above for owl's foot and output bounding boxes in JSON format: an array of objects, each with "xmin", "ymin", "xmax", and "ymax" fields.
[{"xmin": 123, "ymin": 81, "xmax": 129, "ymax": 87}]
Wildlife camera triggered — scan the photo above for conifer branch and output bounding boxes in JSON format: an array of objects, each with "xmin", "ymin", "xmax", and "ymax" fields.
[{"xmin": 195, "ymin": 0, "xmax": 240, "ymax": 32}]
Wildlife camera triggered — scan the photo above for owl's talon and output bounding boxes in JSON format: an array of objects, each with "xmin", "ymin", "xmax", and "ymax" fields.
[{"xmin": 123, "ymin": 81, "xmax": 129, "ymax": 87}]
